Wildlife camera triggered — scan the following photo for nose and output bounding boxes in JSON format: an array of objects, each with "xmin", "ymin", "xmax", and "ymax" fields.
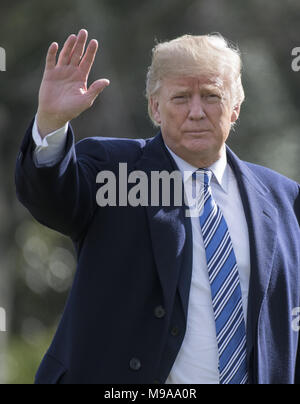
[{"xmin": 188, "ymin": 96, "xmax": 206, "ymax": 120}]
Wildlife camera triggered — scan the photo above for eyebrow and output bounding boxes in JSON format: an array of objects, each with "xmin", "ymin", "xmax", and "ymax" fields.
[
  {"xmin": 170, "ymin": 84, "xmax": 223, "ymax": 94},
  {"xmin": 201, "ymin": 84, "xmax": 223, "ymax": 92}
]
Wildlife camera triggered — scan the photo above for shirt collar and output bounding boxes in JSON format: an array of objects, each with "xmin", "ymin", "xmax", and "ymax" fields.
[{"xmin": 164, "ymin": 143, "xmax": 229, "ymax": 194}]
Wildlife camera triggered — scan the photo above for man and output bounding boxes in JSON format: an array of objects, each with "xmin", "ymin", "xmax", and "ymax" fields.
[{"xmin": 15, "ymin": 29, "xmax": 300, "ymax": 384}]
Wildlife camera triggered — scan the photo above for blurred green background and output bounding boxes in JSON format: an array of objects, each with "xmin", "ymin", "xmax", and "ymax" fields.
[{"xmin": 0, "ymin": 0, "xmax": 299, "ymax": 384}]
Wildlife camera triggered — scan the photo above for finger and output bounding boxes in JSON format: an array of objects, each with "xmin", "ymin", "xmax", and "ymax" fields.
[
  {"xmin": 57, "ymin": 34, "xmax": 77, "ymax": 66},
  {"xmin": 70, "ymin": 29, "xmax": 88, "ymax": 66},
  {"xmin": 45, "ymin": 42, "xmax": 59, "ymax": 70},
  {"xmin": 86, "ymin": 79, "xmax": 110, "ymax": 104},
  {"xmin": 79, "ymin": 39, "xmax": 98, "ymax": 77}
]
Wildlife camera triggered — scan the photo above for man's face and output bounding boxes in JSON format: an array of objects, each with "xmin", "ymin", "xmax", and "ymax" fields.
[{"xmin": 150, "ymin": 76, "xmax": 240, "ymax": 167}]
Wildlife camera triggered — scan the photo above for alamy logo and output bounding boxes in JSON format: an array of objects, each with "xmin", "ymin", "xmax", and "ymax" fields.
[
  {"xmin": 0, "ymin": 47, "xmax": 6, "ymax": 71},
  {"xmin": 292, "ymin": 307, "xmax": 300, "ymax": 332},
  {"xmin": 292, "ymin": 47, "xmax": 300, "ymax": 72},
  {"xmin": 95, "ymin": 164, "xmax": 206, "ymax": 218},
  {"xmin": 0, "ymin": 307, "xmax": 6, "ymax": 332}
]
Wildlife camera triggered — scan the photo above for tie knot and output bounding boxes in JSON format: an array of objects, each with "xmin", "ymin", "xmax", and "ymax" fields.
[{"xmin": 194, "ymin": 169, "xmax": 212, "ymax": 187}]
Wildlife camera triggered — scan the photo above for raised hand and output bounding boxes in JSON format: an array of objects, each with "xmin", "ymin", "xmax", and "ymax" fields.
[{"xmin": 36, "ymin": 29, "xmax": 110, "ymax": 137}]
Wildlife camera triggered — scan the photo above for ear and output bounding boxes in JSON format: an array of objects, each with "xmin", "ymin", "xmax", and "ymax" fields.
[
  {"xmin": 231, "ymin": 104, "xmax": 241, "ymax": 123},
  {"xmin": 150, "ymin": 96, "xmax": 161, "ymax": 125}
]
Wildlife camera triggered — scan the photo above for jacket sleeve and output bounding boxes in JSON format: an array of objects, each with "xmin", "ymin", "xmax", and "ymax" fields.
[
  {"xmin": 15, "ymin": 119, "xmax": 109, "ymax": 242},
  {"xmin": 296, "ymin": 185, "xmax": 300, "ymax": 226},
  {"xmin": 295, "ymin": 185, "xmax": 300, "ymax": 384}
]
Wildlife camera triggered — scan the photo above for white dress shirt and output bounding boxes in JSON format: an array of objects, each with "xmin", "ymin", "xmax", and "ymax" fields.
[
  {"xmin": 32, "ymin": 117, "xmax": 69, "ymax": 166},
  {"xmin": 164, "ymin": 145, "xmax": 250, "ymax": 384},
  {"xmin": 32, "ymin": 119, "xmax": 251, "ymax": 384}
]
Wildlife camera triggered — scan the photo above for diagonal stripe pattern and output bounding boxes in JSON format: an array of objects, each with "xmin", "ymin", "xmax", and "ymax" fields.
[{"xmin": 193, "ymin": 169, "xmax": 248, "ymax": 384}]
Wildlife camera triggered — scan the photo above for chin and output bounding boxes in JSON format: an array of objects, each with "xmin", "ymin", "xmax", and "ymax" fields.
[
  {"xmin": 185, "ymin": 139, "xmax": 216, "ymax": 154},
  {"xmin": 180, "ymin": 140, "xmax": 223, "ymax": 166}
]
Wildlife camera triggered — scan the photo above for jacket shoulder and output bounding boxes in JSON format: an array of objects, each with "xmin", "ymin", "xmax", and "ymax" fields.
[
  {"xmin": 75, "ymin": 136, "xmax": 152, "ymax": 166},
  {"xmin": 244, "ymin": 161, "xmax": 300, "ymax": 198}
]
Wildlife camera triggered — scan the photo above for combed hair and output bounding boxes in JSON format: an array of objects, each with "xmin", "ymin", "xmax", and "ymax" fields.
[{"xmin": 146, "ymin": 34, "xmax": 245, "ymax": 125}]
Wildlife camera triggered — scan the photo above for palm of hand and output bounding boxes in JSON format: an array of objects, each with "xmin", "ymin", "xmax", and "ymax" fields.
[{"xmin": 37, "ymin": 29, "xmax": 110, "ymax": 135}]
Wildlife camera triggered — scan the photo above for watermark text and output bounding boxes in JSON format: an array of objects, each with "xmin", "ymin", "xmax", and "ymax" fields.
[
  {"xmin": 96, "ymin": 164, "xmax": 205, "ymax": 217},
  {"xmin": 292, "ymin": 307, "xmax": 300, "ymax": 332},
  {"xmin": 0, "ymin": 47, "xmax": 6, "ymax": 72},
  {"xmin": 292, "ymin": 47, "xmax": 300, "ymax": 72},
  {"xmin": 0, "ymin": 307, "xmax": 6, "ymax": 332}
]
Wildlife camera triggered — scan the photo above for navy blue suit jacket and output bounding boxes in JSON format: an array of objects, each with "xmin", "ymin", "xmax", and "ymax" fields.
[{"xmin": 15, "ymin": 121, "xmax": 300, "ymax": 384}]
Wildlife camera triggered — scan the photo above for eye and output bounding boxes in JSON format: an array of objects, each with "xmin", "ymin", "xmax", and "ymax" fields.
[
  {"xmin": 172, "ymin": 94, "xmax": 189, "ymax": 103},
  {"xmin": 205, "ymin": 93, "xmax": 221, "ymax": 103}
]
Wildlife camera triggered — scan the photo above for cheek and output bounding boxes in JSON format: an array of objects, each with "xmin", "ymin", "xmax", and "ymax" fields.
[
  {"xmin": 216, "ymin": 121, "xmax": 232, "ymax": 144},
  {"xmin": 210, "ymin": 107, "xmax": 232, "ymax": 132},
  {"xmin": 162, "ymin": 106, "xmax": 187, "ymax": 128}
]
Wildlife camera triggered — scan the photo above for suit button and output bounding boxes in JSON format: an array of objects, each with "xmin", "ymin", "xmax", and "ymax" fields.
[
  {"xmin": 129, "ymin": 358, "xmax": 141, "ymax": 371},
  {"xmin": 154, "ymin": 306, "xmax": 166, "ymax": 319},
  {"xmin": 171, "ymin": 326, "xmax": 180, "ymax": 336}
]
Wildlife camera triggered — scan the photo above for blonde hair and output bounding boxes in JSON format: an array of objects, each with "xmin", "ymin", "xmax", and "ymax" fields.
[{"xmin": 146, "ymin": 34, "xmax": 245, "ymax": 125}]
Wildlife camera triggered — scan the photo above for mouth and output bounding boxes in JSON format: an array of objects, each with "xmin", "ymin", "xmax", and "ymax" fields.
[{"xmin": 184, "ymin": 130, "xmax": 211, "ymax": 135}]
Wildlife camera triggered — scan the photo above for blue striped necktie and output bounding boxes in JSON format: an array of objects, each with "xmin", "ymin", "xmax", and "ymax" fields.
[{"xmin": 193, "ymin": 169, "xmax": 248, "ymax": 384}]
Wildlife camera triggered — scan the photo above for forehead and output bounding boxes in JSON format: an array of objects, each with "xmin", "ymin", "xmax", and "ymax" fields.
[{"xmin": 161, "ymin": 75, "xmax": 224, "ymax": 91}]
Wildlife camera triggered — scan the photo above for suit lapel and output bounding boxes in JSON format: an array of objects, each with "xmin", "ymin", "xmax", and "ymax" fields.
[
  {"xmin": 134, "ymin": 133, "xmax": 193, "ymax": 317},
  {"xmin": 227, "ymin": 148, "xmax": 279, "ymax": 358},
  {"xmin": 134, "ymin": 137, "xmax": 278, "ymax": 360}
]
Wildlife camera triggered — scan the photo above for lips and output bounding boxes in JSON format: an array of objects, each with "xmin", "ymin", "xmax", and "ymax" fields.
[{"xmin": 184, "ymin": 130, "xmax": 211, "ymax": 134}]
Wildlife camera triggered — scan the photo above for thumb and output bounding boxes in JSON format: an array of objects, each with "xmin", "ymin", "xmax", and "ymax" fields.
[{"xmin": 87, "ymin": 79, "xmax": 110, "ymax": 103}]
